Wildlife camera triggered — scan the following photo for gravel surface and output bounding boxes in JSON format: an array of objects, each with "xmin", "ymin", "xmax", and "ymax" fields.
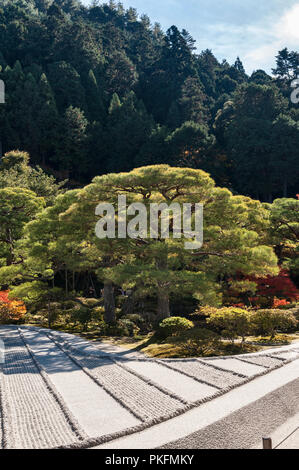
[
  {"xmin": 160, "ymin": 378, "xmax": 299, "ymax": 449},
  {"xmin": 276, "ymin": 427, "xmax": 299, "ymax": 449},
  {"xmin": 271, "ymin": 350, "xmax": 299, "ymax": 361},
  {"xmin": 20, "ymin": 328, "xmax": 139, "ymax": 438},
  {"xmin": 160, "ymin": 359, "xmax": 244, "ymax": 389},
  {"xmin": 0, "ymin": 327, "xmax": 81, "ymax": 449},
  {"xmin": 124, "ymin": 360, "xmax": 217, "ymax": 403},
  {"xmin": 67, "ymin": 351, "xmax": 186, "ymax": 422},
  {"xmin": 237, "ymin": 355, "xmax": 284, "ymax": 369},
  {"xmin": 0, "ymin": 325, "xmax": 298, "ymax": 449},
  {"xmin": 208, "ymin": 358, "xmax": 266, "ymax": 377}
]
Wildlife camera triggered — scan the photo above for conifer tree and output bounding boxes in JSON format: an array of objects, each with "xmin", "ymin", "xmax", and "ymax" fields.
[{"xmin": 61, "ymin": 165, "xmax": 278, "ymax": 320}]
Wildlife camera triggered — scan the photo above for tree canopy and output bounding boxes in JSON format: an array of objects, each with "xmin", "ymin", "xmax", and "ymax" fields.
[{"xmin": 0, "ymin": 0, "xmax": 297, "ymax": 199}]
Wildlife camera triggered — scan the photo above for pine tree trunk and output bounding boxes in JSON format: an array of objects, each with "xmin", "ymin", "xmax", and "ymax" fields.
[
  {"xmin": 157, "ymin": 288, "xmax": 170, "ymax": 320},
  {"xmin": 103, "ymin": 280, "xmax": 116, "ymax": 324},
  {"xmin": 121, "ymin": 290, "xmax": 136, "ymax": 316},
  {"xmin": 65, "ymin": 268, "xmax": 68, "ymax": 296},
  {"xmin": 6, "ymin": 229, "xmax": 14, "ymax": 266},
  {"xmin": 156, "ymin": 251, "xmax": 170, "ymax": 320},
  {"xmin": 48, "ymin": 301, "xmax": 51, "ymax": 329}
]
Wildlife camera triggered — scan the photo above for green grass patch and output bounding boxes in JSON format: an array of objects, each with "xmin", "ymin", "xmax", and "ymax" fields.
[{"xmin": 249, "ymin": 333, "xmax": 298, "ymax": 346}]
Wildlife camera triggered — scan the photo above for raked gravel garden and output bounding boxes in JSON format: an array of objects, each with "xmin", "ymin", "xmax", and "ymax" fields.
[{"xmin": 1, "ymin": 325, "xmax": 299, "ymax": 449}]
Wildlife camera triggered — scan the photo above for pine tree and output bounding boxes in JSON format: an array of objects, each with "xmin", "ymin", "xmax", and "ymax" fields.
[
  {"xmin": 166, "ymin": 101, "xmax": 181, "ymax": 130},
  {"xmin": 234, "ymin": 57, "xmax": 245, "ymax": 75},
  {"xmin": 271, "ymin": 115, "xmax": 299, "ymax": 197},
  {"xmin": 0, "ymin": 150, "xmax": 65, "ymax": 205},
  {"xmin": 105, "ymin": 51, "xmax": 138, "ymax": 96},
  {"xmin": 272, "ymin": 48, "xmax": 298, "ymax": 81},
  {"xmin": 104, "ymin": 91, "xmax": 155, "ymax": 172},
  {"xmin": 108, "ymin": 92, "xmax": 121, "ymax": 114},
  {"xmin": 62, "ymin": 165, "xmax": 278, "ymax": 319},
  {"xmin": 55, "ymin": 106, "xmax": 89, "ymax": 178},
  {"xmin": 85, "ymin": 69, "xmax": 105, "ymax": 122},
  {"xmin": 48, "ymin": 61, "xmax": 86, "ymax": 112},
  {"xmin": 35, "ymin": 73, "xmax": 59, "ymax": 166},
  {"xmin": 179, "ymin": 76, "xmax": 210, "ymax": 125},
  {"xmin": 250, "ymin": 69, "xmax": 273, "ymax": 85},
  {"xmin": 11, "ymin": 72, "xmax": 41, "ymax": 160},
  {"xmin": 0, "ymin": 187, "xmax": 45, "ymax": 266},
  {"xmin": 219, "ymin": 83, "xmax": 289, "ymax": 200}
]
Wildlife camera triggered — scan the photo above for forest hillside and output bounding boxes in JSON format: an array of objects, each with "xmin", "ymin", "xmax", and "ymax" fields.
[{"xmin": 0, "ymin": 0, "xmax": 298, "ymax": 200}]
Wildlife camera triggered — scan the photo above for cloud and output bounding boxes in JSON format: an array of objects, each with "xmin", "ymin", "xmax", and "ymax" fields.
[
  {"xmin": 276, "ymin": 3, "xmax": 299, "ymax": 42},
  {"xmin": 83, "ymin": 0, "xmax": 299, "ymax": 74},
  {"xmin": 243, "ymin": 3, "xmax": 299, "ymax": 73}
]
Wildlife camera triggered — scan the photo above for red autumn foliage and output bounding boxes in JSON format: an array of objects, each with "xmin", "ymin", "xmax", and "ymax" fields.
[
  {"xmin": 248, "ymin": 270, "xmax": 299, "ymax": 301},
  {"xmin": 0, "ymin": 290, "xmax": 26, "ymax": 324},
  {"xmin": 245, "ymin": 270, "xmax": 299, "ymax": 308},
  {"xmin": 225, "ymin": 270, "xmax": 299, "ymax": 308},
  {"xmin": 273, "ymin": 298, "xmax": 291, "ymax": 308},
  {"xmin": 0, "ymin": 291, "xmax": 10, "ymax": 303}
]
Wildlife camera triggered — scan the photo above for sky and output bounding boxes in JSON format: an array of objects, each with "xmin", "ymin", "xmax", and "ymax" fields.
[{"xmin": 82, "ymin": 0, "xmax": 299, "ymax": 74}]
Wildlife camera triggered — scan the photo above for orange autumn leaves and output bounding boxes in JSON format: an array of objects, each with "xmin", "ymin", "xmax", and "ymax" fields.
[{"xmin": 0, "ymin": 290, "xmax": 26, "ymax": 324}]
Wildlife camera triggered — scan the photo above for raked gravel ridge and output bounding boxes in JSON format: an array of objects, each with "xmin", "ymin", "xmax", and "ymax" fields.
[{"xmin": 0, "ymin": 325, "xmax": 299, "ymax": 449}]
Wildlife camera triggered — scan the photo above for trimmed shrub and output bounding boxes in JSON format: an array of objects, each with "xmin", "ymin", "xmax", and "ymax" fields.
[
  {"xmin": 207, "ymin": 307, "xmax": 252, "ymax": 343},
  {"xmin": 102, "ymin": 319, "xmax": 139, "ymax": 337},
  {"xmin": 75, "ymin": 297, "xmax": 100, "ymax": 308},
  {"xmin": 70, "ymin": 306, "xmax": 92, "ymax": 331},
  {"xmin": 122, "ymin": 314, "xmax": 149, "ymax": 333},
  {"xmin": 92, "ymin": 306, "xmax": 104, "ymax": 321},
  {"xmin": 177, "ymin": 328, "xmax": 221, "ymax": 356},
  {"xmin": 290, "ymin": 306, "xmax": 299, "ymax": 321},
  {"xmin": 250, "ymin": 309, "xmax": 298, "ymax": 339},
  {"xmin": 276, "ymin": 303, "xmax": 298, "ymax": 310},
  {"xmin": 119, "ymin": 319, "xmax": 140, "ymax": 336},
  {"xmin": 198, "ymin": 306, "xmax": 220, "ymax": 317},
  {"xmin": 158, "ymin": 316, "xmax": 194, "ymax": 339},
  {"xmin": 122, "ymin": 313, "xmax": 143, "ymax": 326}
]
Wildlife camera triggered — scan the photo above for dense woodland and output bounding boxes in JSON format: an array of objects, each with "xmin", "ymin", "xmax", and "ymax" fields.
[
  {"xmin": 0, "ymin": 0, "xmax": 298, "ymax": 200},
  {"xmin": 0, "ymin": 1, "xmax": 298, "ymax": 340}
]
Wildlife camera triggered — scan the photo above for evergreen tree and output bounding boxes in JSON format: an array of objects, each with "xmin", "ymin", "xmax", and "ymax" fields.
[
  {"xmin": 250, "ymin": 69, "xmax": 273, "ymax": 85},
  {"xmin": 0, "ymin": 150, "xmax": 66, "ymax": 205},
  {"xmin": 166, "ymin": 101, "xmax": 181, "ymax": 130},
  {"xmin": 234, "ymin": 57, "xmax": 245, "ymax": 75},
  {"xmin": 269, "ymin": 198, "xmax": 299, "ymax": 278},
  {"xmin": 167, "ymin": 121, "xmax": 214, "ymax": 168},
  {"xmin": 272, "ymin": 48, "xmax": 299, "ymax": 81},
  {"xmin": 62, "ymin": 165, "xmax": 278, "ymax": 319},
  {"xmin": 179, "ymin": 76, "xmax": 210, "ymax": 125},
  {"xmin": 47, "ymin": 61, "xmax": 86, "ymax": 112},
  {"xmin": 0, "ymin": 187, "xmax": 45, "ymax": 266},
  {"xmin": 85, "ymin": 69, "xmax": 105, "ymax": 122},
  {"xmin": 108, "ymin": 92, "xmax": 121, "ymax": 114},
  {"xmin": 271, "ymin": 115, "xmax": 299, "ymax": 197},
  {"xmin": 105, "ymin": 51, "xmax": 138, "ymax": 96},
  {"xmin": 218, "ymin": 83, "xmax": 289, "ymax": 201},
  {"xmin": 0, "ymin": 0, "xmax": 297, "ymax": 197},
  {"xmin": 55, "ymin": 106, "xmax": 89, "ymax": 179},
  {"xmin": 35, "ymin": 73, "xmax": 59, "ymax": 166},
  {"xmin": 104, "ymin": 91, "xmax": 155, "ymax": 172}
]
